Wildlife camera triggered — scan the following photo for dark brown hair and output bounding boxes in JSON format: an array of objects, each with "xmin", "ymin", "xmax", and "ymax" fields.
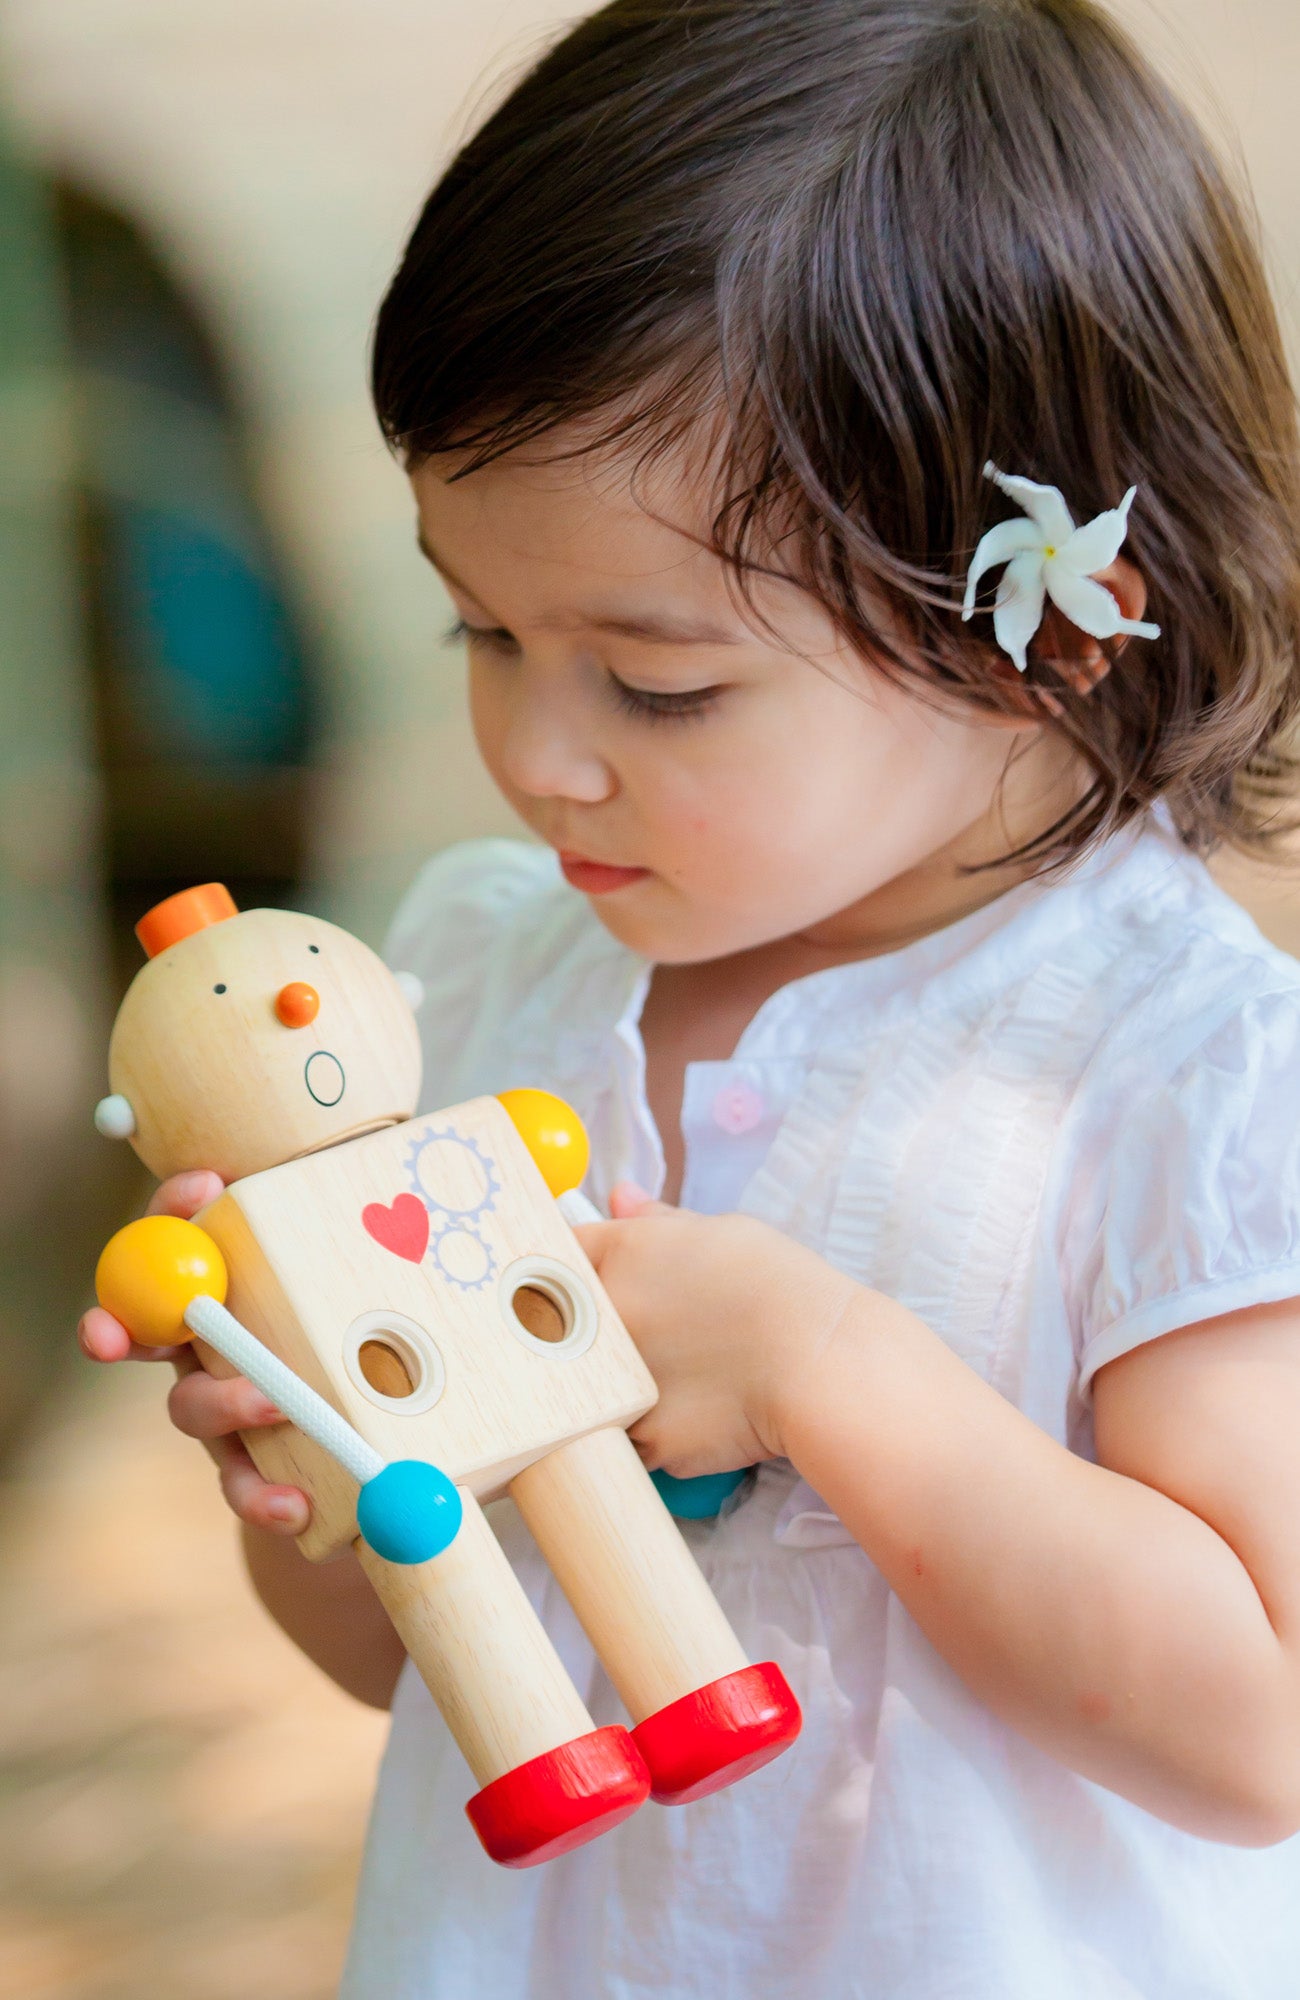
[{"xmin": 373, "ymin": 0, "xmax": 1300, "ymax": 866}]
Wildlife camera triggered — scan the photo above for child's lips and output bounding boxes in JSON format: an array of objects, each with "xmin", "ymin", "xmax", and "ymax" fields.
[{"xmin": 558, "ymin": 852, "xmax": 651, "ymax": 894}]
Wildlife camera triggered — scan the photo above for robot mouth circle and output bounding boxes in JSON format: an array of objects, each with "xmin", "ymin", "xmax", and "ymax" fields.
[{"xmin": 304, "ymin": 1050, "xmax": 346, "ymax": 1107}]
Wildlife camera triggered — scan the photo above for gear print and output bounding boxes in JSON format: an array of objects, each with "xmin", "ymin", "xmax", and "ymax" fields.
[{"xmin": 403, "ymin": 1124, "xmax": 500, "ymax": 1290}]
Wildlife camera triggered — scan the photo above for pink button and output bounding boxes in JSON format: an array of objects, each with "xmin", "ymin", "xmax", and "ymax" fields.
[{"xmin": 711, "ymin": 1081, "xmax": 766, "ymax": 1136}]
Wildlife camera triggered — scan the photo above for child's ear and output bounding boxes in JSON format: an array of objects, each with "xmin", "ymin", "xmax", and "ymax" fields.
[{"xmin": 1030, "ymin": 555, "xmax": 1149, "ymax": 694}]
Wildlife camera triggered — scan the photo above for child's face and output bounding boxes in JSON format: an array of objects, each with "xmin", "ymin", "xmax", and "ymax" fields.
[{"xmin": 410, "ymin": 443, "xmax": 1064, "ymax": 965}]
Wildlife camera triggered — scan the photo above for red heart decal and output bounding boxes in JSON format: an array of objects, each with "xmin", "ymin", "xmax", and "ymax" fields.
[{"xmin": 362, "ymin": 1193, "xmax": 429, "ymax": 1263}]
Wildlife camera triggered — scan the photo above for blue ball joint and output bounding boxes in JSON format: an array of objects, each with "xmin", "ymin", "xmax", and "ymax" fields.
[
  {"xmin": 651, "ymin": 1467, "xmax": 751, "ymax": 1520},
  {"xmin": 358, "ymin": 1459, "xmax": 463, "ymax": 1564}
]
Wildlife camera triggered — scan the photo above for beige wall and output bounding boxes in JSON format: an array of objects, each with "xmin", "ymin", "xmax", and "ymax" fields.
[
  {"xmin": 1110, "ymin": 0, "xmax": 1300, "ymax": 945},
  {"xmin": 1115, "ymin": 0, "xmax": 1300, "ymax": 367}
]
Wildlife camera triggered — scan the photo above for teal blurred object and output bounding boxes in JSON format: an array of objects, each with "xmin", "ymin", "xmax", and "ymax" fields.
[
  {"xmin": 110, "ymin": 501, "xmax": 306, "ymax": 765},
  {"xmin": 651, "ymin": 1467, "xmax": 751, "ymax": 1520},
  {"xmin": 62, "ymin": 191, "xmax": 310, "ymax": 774},
  {"xmin": 58, "ymin": 190, "xmax": 312, "ymax": 939}
]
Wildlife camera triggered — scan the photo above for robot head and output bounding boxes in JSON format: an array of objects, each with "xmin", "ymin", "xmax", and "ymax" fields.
[{"xmin": 97, "ymin": 884, "xmax": 423, "ymax": 1183}]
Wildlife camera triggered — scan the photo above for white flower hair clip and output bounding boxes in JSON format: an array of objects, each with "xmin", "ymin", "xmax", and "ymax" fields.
[{"xmin": 962, "ymin": 461, "xmax": 1161, "ymax": 673}]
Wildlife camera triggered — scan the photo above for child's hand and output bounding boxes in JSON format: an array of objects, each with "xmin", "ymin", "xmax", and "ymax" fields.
[
  {"xmin": 77, "ymin": 1172, "xmax": 312, "ymax": 1537},
  {"xmin": 574, "ymin": 1185, "xmax": 858, "ymax": 1479}
]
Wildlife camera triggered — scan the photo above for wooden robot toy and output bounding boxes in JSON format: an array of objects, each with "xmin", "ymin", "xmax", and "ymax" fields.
[{"xmin": 91, "ymin": 883, "xmax": 800, "ymax": 1867}]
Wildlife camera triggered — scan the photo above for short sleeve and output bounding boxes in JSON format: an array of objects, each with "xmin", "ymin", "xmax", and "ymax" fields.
[{"xmin": 1072, "ymin": 989, "xmax": 1300, "ymax": 1396}]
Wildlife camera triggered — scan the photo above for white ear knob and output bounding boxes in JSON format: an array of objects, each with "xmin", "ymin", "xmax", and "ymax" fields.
[
  {"xmin": 394, "ymin": 970, "xmax": 425, "ymax": 1014},
  {"xmin": 94, "ymin": 1094, "xmax": 136, "ymax": 1139}
]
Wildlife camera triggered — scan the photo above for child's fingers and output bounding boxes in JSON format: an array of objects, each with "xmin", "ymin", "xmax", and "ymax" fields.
[
  {"xmin": 574, "ymin": 1190, "xmax": 680, "ymax": 1271},
  {"xmin": 168, "ymin": 1366, "xmax": 283, "ymax": 1441},
  {"xmin": 569, "ymin": 1218, "xmax": 607, "ymax": 1265},
  {"xmin": 77, "ymin": 1305, "xmax": 186, "ymax": 1366},
  {"xmin": 210, "ymin": 1433, "xmax": 310, "ymax": 1535},
  {"xmin": 174, "ymin": 1371, "xmax": 311, "ymax": 1533},
  {"xmin": 574, "ymin": 1184, "xmax": 674, "ymax": 1251},
  {"xmin": 145, "ymin": 1169, "xmax": 225, "ymax": 1221},
  {"xmin": 608, "ymin": 1181, "xmax": 673, "ymax": 1219}
]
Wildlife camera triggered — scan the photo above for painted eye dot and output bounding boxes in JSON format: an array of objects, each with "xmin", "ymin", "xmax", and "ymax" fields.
[
  {"xmin": 213, "ymin": 983, "xmax": 227, "ymax": 994},
  {"xmin": 309, "ymin": 945, "xmax": 319, "ymax": 954}
]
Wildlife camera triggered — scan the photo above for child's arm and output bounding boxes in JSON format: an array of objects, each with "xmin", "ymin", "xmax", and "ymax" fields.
[
  {"xmin": 778, "ymin": 1286, "xmax": 1300, "ymax": 1848},
  {"xmin": 582, "ymin": 1195, "xmax": 1300, "ymax": 1848},
  {"xmin": 241, "ymin": 1524, "xmax": 407, "ymax": 1710}
]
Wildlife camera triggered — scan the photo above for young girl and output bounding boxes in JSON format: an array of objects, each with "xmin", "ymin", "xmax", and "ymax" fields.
[{"xmin": 80, "ymin": 0, "xmax": 1300, "ymax": 1992}]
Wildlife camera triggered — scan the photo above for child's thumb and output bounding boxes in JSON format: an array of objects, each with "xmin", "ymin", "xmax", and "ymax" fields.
[{"xmin": 609, "ymin": 1180, "xmax": 675, "ymax": 1220}]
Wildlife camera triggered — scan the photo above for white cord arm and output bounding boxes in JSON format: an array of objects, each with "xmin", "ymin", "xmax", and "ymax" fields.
[
  {"xmin": 557, "ymin": 1189, "xmax": 603, "ymax": 1226},
  {"xmin": 184, "ymin": 1293, "xmax": 384, "ymax": 1486}
]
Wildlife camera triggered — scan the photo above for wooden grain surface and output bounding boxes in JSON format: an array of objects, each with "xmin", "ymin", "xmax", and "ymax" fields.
[
  {"xmin": 109, "ymin": 909, "xmax": 421, "ymax": 1185},
  {"xmin": 511, "ymin": 1427, "xmax": 748, "ymax": 1722},
  {"xmin": 202, "ymin": 1095, "xmax": 658, "ymax": 1557},
  {"xmin": 358, "ymin": 1493, "xmax": 595, "ymax": 1785}
]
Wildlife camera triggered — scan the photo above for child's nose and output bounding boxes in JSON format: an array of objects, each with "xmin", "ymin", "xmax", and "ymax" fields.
[
  {"xmin": 275, "ymin": 982, "xmax": 320, "ymax": 1028},
  {"xmin": 498, "ymin": 693, "xmax": 614, "ymax": 805}
]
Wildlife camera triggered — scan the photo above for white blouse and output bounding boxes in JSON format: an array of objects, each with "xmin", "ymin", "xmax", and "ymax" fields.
[{"xmin": 341, "ymin": 819, "xmax": 1300, "ymax": 2000}]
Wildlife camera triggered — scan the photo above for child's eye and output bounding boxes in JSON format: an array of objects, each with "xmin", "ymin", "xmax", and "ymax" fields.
[
  {"xmin": 446, "ymin": 614, "xmax": 720, "ymax": 722},
  {"xmin": 608, "ymin": 676, "xmax": 722, "ymax": 724},
  {"xmin": 445, "ymin": 615, "xmax": 517, "ymax": 652}
]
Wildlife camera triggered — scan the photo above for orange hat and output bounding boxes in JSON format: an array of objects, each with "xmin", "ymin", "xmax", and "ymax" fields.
[{"xmin": 135, "ymin": 883, "xmax": 239, "ymax": 959}]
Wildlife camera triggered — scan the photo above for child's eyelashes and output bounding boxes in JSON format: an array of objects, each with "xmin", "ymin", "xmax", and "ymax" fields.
[
  {"xmin": 445, "ymin": 615, "xmax": 516, "ymax": 651},
  {"xmin": 606, "ymin": 676, "xmax": 721, "ymax": 724},
  {"xmin": 445, "ymin": 616, "xmax": 721, "ymax": 723}
]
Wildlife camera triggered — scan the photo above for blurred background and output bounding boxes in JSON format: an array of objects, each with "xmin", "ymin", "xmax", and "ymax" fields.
[{"xmin": 0, "ymin": 2, "xmax": 1296, "ymax": 1994}]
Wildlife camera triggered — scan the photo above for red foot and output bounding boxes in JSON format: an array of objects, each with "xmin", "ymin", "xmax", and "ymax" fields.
[
  {"xmin": 465, "ymin": 1724, "xmax": 650, "ymax": 1868},
  {"xmin": 631, "ymin": 1661, "xmax": 802, "ymax": 1805}
]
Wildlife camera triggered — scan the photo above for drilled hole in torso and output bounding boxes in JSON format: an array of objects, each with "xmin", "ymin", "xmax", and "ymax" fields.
[
  {"xmin": 358, "ymin": 1338, "xmax": 415, "ymax": 1398},
  {"xmin": 512, "ymin": 1284, "xmax": 568, "ymax": 1343}
]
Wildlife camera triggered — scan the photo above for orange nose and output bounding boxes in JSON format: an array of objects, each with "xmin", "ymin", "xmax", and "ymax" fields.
[{"xmin": 275, "ymin": 982, "xmax": 320, "ymax": 1028}]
